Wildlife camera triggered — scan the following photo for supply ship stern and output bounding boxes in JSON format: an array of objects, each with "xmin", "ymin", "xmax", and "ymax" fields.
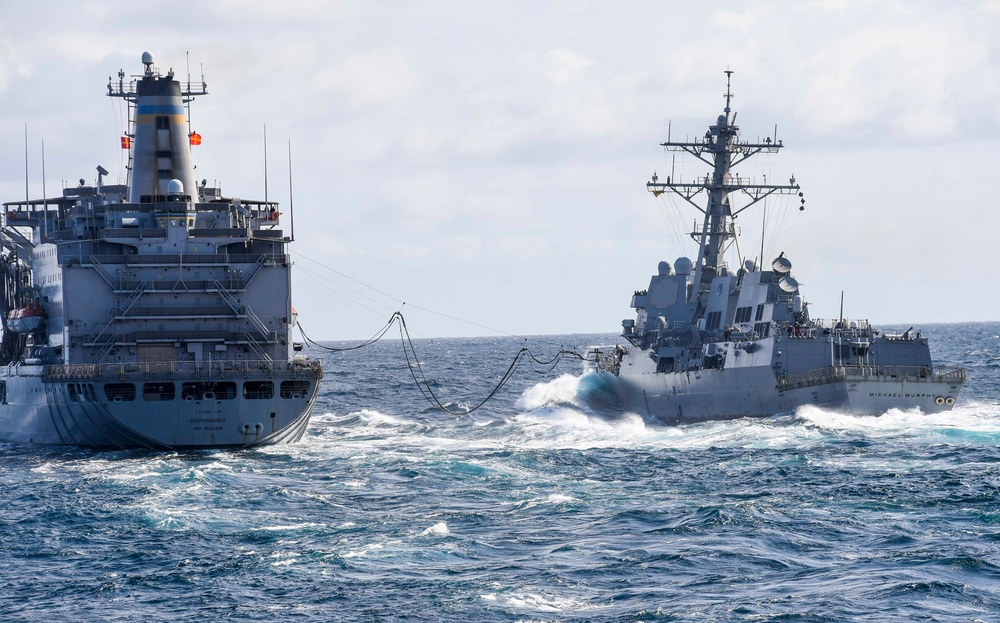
[{"xmin": 0, "ymin": 53, "xmax": 322, "ymax": 449}]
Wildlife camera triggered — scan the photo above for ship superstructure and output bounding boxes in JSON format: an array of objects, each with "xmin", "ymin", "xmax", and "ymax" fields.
[
  {"xmin": 0, "ymin": 53, "xmax": 322, "ymax": 448},
  {"xmin": 596, "ymin": 72, "xmax": 965, "ymax": 422}
]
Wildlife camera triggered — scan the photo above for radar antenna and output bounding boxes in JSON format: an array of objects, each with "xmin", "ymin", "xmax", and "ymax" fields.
[{"xmin": 645, "ymin": 69, "xmax": 803, "ymax": 304}]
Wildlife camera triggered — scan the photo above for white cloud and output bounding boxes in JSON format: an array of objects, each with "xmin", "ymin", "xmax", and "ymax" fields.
[
  {"xmin": 496, "ymin": 235, "xmax": 551, "ymax": 259},
  {"xmin": 313, "ymin": 49, "xmax": 417, "ymax": 106},
  {"xmin": 791, "ymin": 13, "xmax": 995, "ymax": 141},
  {"xmin": 545, "ymin": 48, "xmax": 591, "ymax": 85},
  {"xmin": 711, "ymin": 6, "xmax": 773, "ymax": 33},
  {"xmin": 0, "ymin": 27, "xmax": 32, "ymax": 91}
]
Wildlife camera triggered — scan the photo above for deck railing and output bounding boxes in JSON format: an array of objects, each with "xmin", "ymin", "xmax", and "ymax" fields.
[
  {"xmin": 42, "ymin": 359, "xmax": 322, "ymax": 382},
  {"xmin": 776, "ymin": 365, "xmax": 967, "ymax": 391}
]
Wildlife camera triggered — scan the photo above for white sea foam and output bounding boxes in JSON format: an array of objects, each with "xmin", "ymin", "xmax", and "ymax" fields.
[
  {"xmin": 420, "ymin": 521, "xmax": 450, "ymax": 536},
  {"xmin": 351, "ymin": 409, "xmax": 409, "ymax": 426},
  {"xmin": 342, "ymin": 542, "xmax": 385, "ymax": 559},
  {"xmin": 507, "ymin": 408, "xmax": 657, "ymax": 450},
  {"xmin": 510, "ymin": 491, "xmax": 579, "ymax": 511},
  {"xmin": 261, "ymin": 522, "xmax": 327, "ymax": 532},
  {"xmin": 479, "ymin": 590, "xmax": 601, "ymax": 613},
  {"xmin": 516, "ymin": 374, "xmax": 584, "ymax": 411},
  {"xmin": 545, "ymin": 493, "xmax": 575, "ymax": 504},
  {"xmin": 311, "ymin": 411, "xmax": 341, "ymax": 423},
  {"xmin": 796, "ymin": 401, "xmax": 1000, "ymax": 441},
  {"xmin": 268, "ymin": 551, "xmax": 301, "ymax": 567}
]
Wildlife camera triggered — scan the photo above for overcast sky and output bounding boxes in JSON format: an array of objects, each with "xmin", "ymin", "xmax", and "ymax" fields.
[{"xmin": 0, "ymin": 1, "xmax": 997, "ymax": 339}]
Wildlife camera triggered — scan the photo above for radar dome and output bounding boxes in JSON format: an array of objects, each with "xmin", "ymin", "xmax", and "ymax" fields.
[
  {"xmin": 674, "ymin": 257, "xmax": 693, "ymax": 276},
  {"xmin": 142, "ymin": 51, "xmax": 154, "ymax": 66},
  {"xmin": 778, "ymin": 275, "xmax": 799, "ymax": 293},
  {"xmin": 167, "ymin": 179, "xmax": 184, "ymax": 196},
  {"xmin": 657, "ymin": 261, "xmax": 674, "ymax": 276},
  {"xmin": 717, "ymin": 114, "xmax": 727, "ymax": 126},
  {"xmin": 744, "ymin": 259, "xmax": 757, "ymax": 272},
  {"xmin": 772, "ymin": 253, "xmax": 792, "ymax": 274}
]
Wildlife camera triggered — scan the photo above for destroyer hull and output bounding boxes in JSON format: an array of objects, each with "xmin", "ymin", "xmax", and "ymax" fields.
[
  {"xmin": 0, "ymin": 362, "xmax": 322, "ymax": 449},
  {"xmin": 601, "ymin": 366, "xmax": 964, "ymax": 424}
]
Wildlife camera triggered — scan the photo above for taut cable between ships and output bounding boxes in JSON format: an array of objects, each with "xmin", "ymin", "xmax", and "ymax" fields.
[{"xmin": 298, "ymin": 310, "xmax": 595, "ymax": 415}]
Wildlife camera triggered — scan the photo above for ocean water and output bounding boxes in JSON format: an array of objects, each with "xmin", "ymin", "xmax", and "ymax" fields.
[{"xmin": 1, "ymin": 322, "xmax": 998, "ymax": 622}]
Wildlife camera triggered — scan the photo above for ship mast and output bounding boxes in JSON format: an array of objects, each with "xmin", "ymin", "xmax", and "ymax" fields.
[{"xmin": 647, "ymin": 71, "xmax": 802, "ymax": 306}]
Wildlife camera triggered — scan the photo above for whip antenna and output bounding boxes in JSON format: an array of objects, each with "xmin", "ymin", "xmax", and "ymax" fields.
[{"xmin": 288, "ymin": 140, "xmax": 295, "ymax": 241}]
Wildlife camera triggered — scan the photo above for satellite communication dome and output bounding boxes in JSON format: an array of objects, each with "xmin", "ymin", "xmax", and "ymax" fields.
[
  {"xmin": 778, "ymin": 275, "xmax": 799, "ymax": 293},
  {"xmin": 674, "ymin": 257, "xmax": 693, "ymax": 276},
  {"xmin": 142, "ymin": 51, "xmax": 154, "ymax": 66},
  {"xmin": 744, "ymin": 259, "xmax": 756, "ymax": 272},
  {"xmin": 166, "ymin": 179, "xmax": 184, "ymax": 196},
  {"xmin": 772, "ymin": 254, "xmax": 792, "ymax": 274},
  {"xmin": 657, "ymin": 261, "xmax": 673, "ymax": 276}
]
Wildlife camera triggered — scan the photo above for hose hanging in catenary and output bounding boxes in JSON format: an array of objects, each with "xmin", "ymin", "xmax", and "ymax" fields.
[{"xmin": 297, "ymin": 311, "xmax": 596, "ymax": 415}]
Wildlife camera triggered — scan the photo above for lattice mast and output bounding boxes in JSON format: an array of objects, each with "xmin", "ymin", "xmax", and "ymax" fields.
[{"xmin": 646, "ymin": 71, "xmax": 804, "ymax": 305}]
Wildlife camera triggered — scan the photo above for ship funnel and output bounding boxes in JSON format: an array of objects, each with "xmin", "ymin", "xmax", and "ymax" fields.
[
  {"xmin": 772, "ymin": 253, "xmax": 792, "ymax": 274},
  {"xmin": 124, "ymin": 56, "xmax": 198, "ymax": 203}
]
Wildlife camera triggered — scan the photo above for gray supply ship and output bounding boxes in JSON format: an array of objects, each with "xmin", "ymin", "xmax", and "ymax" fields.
[
  {"xmin": 596, "ymin": 72, "xmax": 965, "ymax": 422},
  {"xmin": 0, "ymin": 53, "xmax": 322, "ymax": 448}
]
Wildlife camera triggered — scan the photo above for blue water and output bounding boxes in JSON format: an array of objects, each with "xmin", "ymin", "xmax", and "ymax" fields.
[{"xmin": 2, "ymin": 323, "xmax": 999, "ymax": 622}]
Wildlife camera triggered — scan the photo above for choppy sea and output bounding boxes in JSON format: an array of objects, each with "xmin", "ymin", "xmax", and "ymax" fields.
[{"xmin": 1, "ymin": 322, "xmax": 998, "ymax": 622}]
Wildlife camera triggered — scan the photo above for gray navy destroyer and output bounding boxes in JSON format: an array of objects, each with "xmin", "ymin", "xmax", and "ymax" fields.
[
  {"xmin": 596, "ymin": 72, "xmax": 965, "ymax": 422},
  {"xmin": 0, "ymin": 53, "xmax": 322, "ymax": 448}
]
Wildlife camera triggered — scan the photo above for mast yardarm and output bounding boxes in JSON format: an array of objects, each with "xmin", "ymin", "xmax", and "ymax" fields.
[{"xmin": 646, "ymin": 71, "xmax": 803, "ymax": 302}]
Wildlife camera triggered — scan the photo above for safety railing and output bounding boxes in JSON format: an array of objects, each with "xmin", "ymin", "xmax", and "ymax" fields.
[
  {"xmin": 776, "ymin": 365, "xmax": 967, "ymax": 391},
  {"xmin": 42, "ymin": 359, "xmax": 322, "ymax": 382}
]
